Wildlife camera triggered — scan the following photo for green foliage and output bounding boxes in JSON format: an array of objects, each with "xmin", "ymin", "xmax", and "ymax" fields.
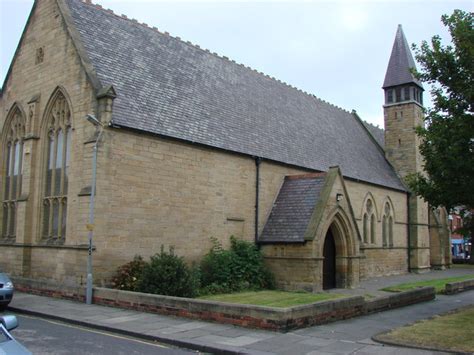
[
  {"xmin": 111, "ymin": 255, "xmax": 146, "ymax": 291},
  {"xmin": 407, "ymin": 10, "xmax": 474, "ymax": 213},
  {"xmin": 200, "ymin": 236, "xmax": 275, "ymax": 294},
  {"xmin": 111, "ymin": 238, "xmax": 274, "ymax": 297},
  {"xmin": 137, "ymin": 246, "xmax": 200, "ymax": 298}
]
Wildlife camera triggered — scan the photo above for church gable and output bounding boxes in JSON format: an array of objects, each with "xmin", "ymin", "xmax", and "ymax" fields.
[
  {"xmin": 0, "ymin": 0, "xmax": 100, "ymax": 254},
  {"xmin": 1, "ymin": 0, "xmax": 97, "ymax": 103}
]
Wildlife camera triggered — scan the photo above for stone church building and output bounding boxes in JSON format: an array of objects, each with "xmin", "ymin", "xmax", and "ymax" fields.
[{"xmin": 1, "ymin": 0, "xmax": 451, "ymax": 292}]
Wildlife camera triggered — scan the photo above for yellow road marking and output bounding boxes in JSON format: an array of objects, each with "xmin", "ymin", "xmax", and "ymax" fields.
[{"xmin": 19, "ymin": 314, "xmax": 169, "ymax": 349}]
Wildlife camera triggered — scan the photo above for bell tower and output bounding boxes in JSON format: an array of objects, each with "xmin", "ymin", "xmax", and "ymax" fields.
[{"xmin": 383, "ymin": 25, "xmax": 430, "ymax": 272}]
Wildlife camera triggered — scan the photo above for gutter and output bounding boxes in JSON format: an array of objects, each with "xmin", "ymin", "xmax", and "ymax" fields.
[
  {"xmin": 406, "ymin": 192, "xmax": 412, "ymax": 272},
  {"xmin": 254, "ymin": 157, "xmax": 262, "ymax": 246}
]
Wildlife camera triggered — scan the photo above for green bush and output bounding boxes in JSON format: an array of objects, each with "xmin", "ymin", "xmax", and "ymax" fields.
[
  {"xmin": 111, "ymin": 255, "xmax": 147, "ymax": 291},
  {"xmin": 200, "ymin": 236, "xmax": 275, "ymax": 294},
  {"xmin": 137, "ymin": 246, "xmax": 200, "ymax": 298}
]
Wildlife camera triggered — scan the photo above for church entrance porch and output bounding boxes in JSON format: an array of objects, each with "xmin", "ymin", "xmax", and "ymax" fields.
[{"xmin": 259, "ymin": 167, "xmax": 361, "ymax": 292}]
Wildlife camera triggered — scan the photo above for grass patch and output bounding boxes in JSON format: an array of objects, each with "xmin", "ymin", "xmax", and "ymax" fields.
[
  {"xmin": 381, "ymin": 274, "xmax": 474, "ymax": 294},
  {"xmin": 375, "ymin": 306, "xmax": 474, "ymax": 353},
  {"xmin": 199, "ymin": 290, "xmax": 345, "ymax": 308}
]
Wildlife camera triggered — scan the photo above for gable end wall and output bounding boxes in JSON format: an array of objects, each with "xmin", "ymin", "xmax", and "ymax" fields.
[{"xmin": 0, "ymin": 0, "xmax": 97, "ymax": 285}]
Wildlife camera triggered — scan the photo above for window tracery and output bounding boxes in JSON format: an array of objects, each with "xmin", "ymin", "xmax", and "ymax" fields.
[
  {"xmin": 2, "ymin": 107, "xmax": 25, "ymax": 241},
  {"xmin": 42, "ymin": 92, "xmax": 71, "ymax": 241},
  {"xmin": 362, "ymin": 198, "xmax": 376, "ymax": 245}
]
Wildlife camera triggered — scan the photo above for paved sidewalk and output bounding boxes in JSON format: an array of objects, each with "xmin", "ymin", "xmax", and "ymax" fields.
[{"xmin": 7, "ymin": 269, "xmax": 474, "ymax": 354}]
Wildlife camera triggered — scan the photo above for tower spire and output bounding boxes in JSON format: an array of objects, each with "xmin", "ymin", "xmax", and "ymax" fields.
[
  {"xmin": 383, "ymin": 25, "xmax": 422, "ymax": 89},
  {"xmin": 382, "ymin": 25, "xmax": 433, "ymax": 273}
]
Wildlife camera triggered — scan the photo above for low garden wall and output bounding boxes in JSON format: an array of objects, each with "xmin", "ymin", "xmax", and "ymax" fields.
[
  {"xmin": 445, "ymin": 279, "xmax": 474, "ymax": 295},
  {"xmin": 366, "ymin": 287, "xmax": 435, "ymax": 314},
  {"xmin": 12, "ymin": 277, "xmax": 435, "ymax": 332}
]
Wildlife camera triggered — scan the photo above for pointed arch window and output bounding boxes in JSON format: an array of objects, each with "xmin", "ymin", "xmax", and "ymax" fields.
[
  {"xmin": 363, "ymin": 199, "xmax": 376, "ymax": 245},
  {"xmin": 370, "ymin": 214, "xmax": 376, "ymax": 244},
  {"xmin": 1, "ymin": 107, "xmax": 25, "ymax": 241},
  {"xmin": 42, "ymin": 92, "xmax": 72, "ymax": 241},
  {"xmin": 383, "ymin": 202, "xmax": 394, "ymax": 248},
  {"xmin": 363, "ymin": 213, "xmax": 369, "ymax": 244}
]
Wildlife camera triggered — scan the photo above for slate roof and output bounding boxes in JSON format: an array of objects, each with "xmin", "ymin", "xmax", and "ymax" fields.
[
  {"xmin": 363, "ymin": 121, "xmax": 385, "ymax": 147},
  {"xmin": 259, "ymin": 174, "xmax": 326, "ymax": 243},
  {"xmin": 383, "ymin": 25, "xmax": 423, "ymax": 89},
  {"xmin": 65, "ymin": 0, "xmax": 405, "ymax": 191}
]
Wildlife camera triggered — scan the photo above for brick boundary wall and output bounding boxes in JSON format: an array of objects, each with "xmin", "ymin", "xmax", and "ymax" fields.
[
  {"xmin": 12, "ymin": 277, "xmax": 434, "ymax": 332},
  {"xmin": 445, "ymin": 279, "xmax": 474, "ymax": 295}
]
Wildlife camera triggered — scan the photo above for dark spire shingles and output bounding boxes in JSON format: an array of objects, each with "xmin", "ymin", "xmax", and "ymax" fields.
[
  {"xmin": 383, "ymin": 25, "xmax": 423, "ymax": 89},
  {"xmin": 65, "ymin": 0, "xmax": 405, "ymax": 191}
]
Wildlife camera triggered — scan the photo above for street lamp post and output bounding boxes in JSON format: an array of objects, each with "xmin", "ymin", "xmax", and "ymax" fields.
[{"xmin": 85, "ymin": 114, "xmax": 104, "ymax": 305}]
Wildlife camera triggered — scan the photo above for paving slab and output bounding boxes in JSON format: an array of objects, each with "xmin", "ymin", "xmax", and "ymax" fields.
[{"xmin": 316, "ymin": 340, "xmax": 366, "ymax": 354}]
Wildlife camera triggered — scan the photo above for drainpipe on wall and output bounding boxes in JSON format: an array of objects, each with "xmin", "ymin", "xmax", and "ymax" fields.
[
  {"xmin": 254, "ymin": 157, "xmax": 262, "ymax": 247},
  {"xmin": 406, "ymin": 192, "xmax": 412, "ymax": 272}
]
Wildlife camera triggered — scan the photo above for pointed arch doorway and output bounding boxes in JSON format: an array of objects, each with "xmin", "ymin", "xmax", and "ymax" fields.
[{"xmin": 323, "ymin": 229, "xmax": 336, "ymax": 289}]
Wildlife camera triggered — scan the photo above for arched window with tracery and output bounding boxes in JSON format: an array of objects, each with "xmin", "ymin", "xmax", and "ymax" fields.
[
  {"xmin": 1, "ymin": 106, "xmax": 25, "ymax": 241},
  {"xmin": 382, "ymin": 202, "xmax": 394, "ymax": 248},
  {"xmin": 363, "ymin": 199, "xmax": 376, "ymax": 244},
  {"xmin": 42, "ymin": 91, "xmax": 72, "ymax": 241}
]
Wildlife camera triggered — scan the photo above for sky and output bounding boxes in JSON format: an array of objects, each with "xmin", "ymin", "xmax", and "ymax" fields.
[{"xmin": 1, "ymin": 0, "xmax": 472, "ymax": 127}]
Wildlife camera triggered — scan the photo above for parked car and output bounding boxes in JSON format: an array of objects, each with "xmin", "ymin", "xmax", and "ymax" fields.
[
  {"xmin": 0, "ymin": 315, "xmax": 31, "ymax": 354},
  {"xmin": 0, "ymin": 272, "xmax": 14, "ymax": 311}
]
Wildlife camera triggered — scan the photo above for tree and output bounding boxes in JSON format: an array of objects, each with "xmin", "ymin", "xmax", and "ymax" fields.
[
  {"xmin": 407, "ymin": 10, "xmax": 474, "ymax": 257},
  {"xmin": 407, "ymin": 12, "xmax": 473, "ymax": 205}
]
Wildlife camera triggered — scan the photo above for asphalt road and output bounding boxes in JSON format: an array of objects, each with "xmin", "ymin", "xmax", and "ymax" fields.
[{"xmin": 8, "ymin": 313, "xmax": 198, "ymax": 355}]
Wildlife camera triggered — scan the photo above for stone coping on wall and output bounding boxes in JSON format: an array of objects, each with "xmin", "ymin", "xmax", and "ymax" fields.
[
  {"xmin": 0, "ymin": 242, "xmax": 91, "ymax": 250},
  {"xmin": 445, "ymin": 279, "xmax": 474, "ymax": 295},
  {"xmin": 12, "ymin": 277, "xmax": 435, "ymax": 332}
]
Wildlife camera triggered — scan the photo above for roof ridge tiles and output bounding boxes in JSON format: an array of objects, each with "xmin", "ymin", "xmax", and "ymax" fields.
[{"xmin": 81, "ymin": 0, "xmax": 353, "ymax": 115}]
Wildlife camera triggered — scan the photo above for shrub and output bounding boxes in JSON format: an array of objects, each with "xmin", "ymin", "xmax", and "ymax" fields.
[
  {"xmin": 200, "ymin": 238, "xmax": 233, "ymax": 290},
  {"xmin": 137, "ymin": 246, "xmax": 200, "ymax": 298},
  {"xmin": 200, "ymin": 236, "xmax": 275, "ymax": 294},
  {"xmin": 111, "ymin": 255, "xmax": 147, "ymax": 291}
]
